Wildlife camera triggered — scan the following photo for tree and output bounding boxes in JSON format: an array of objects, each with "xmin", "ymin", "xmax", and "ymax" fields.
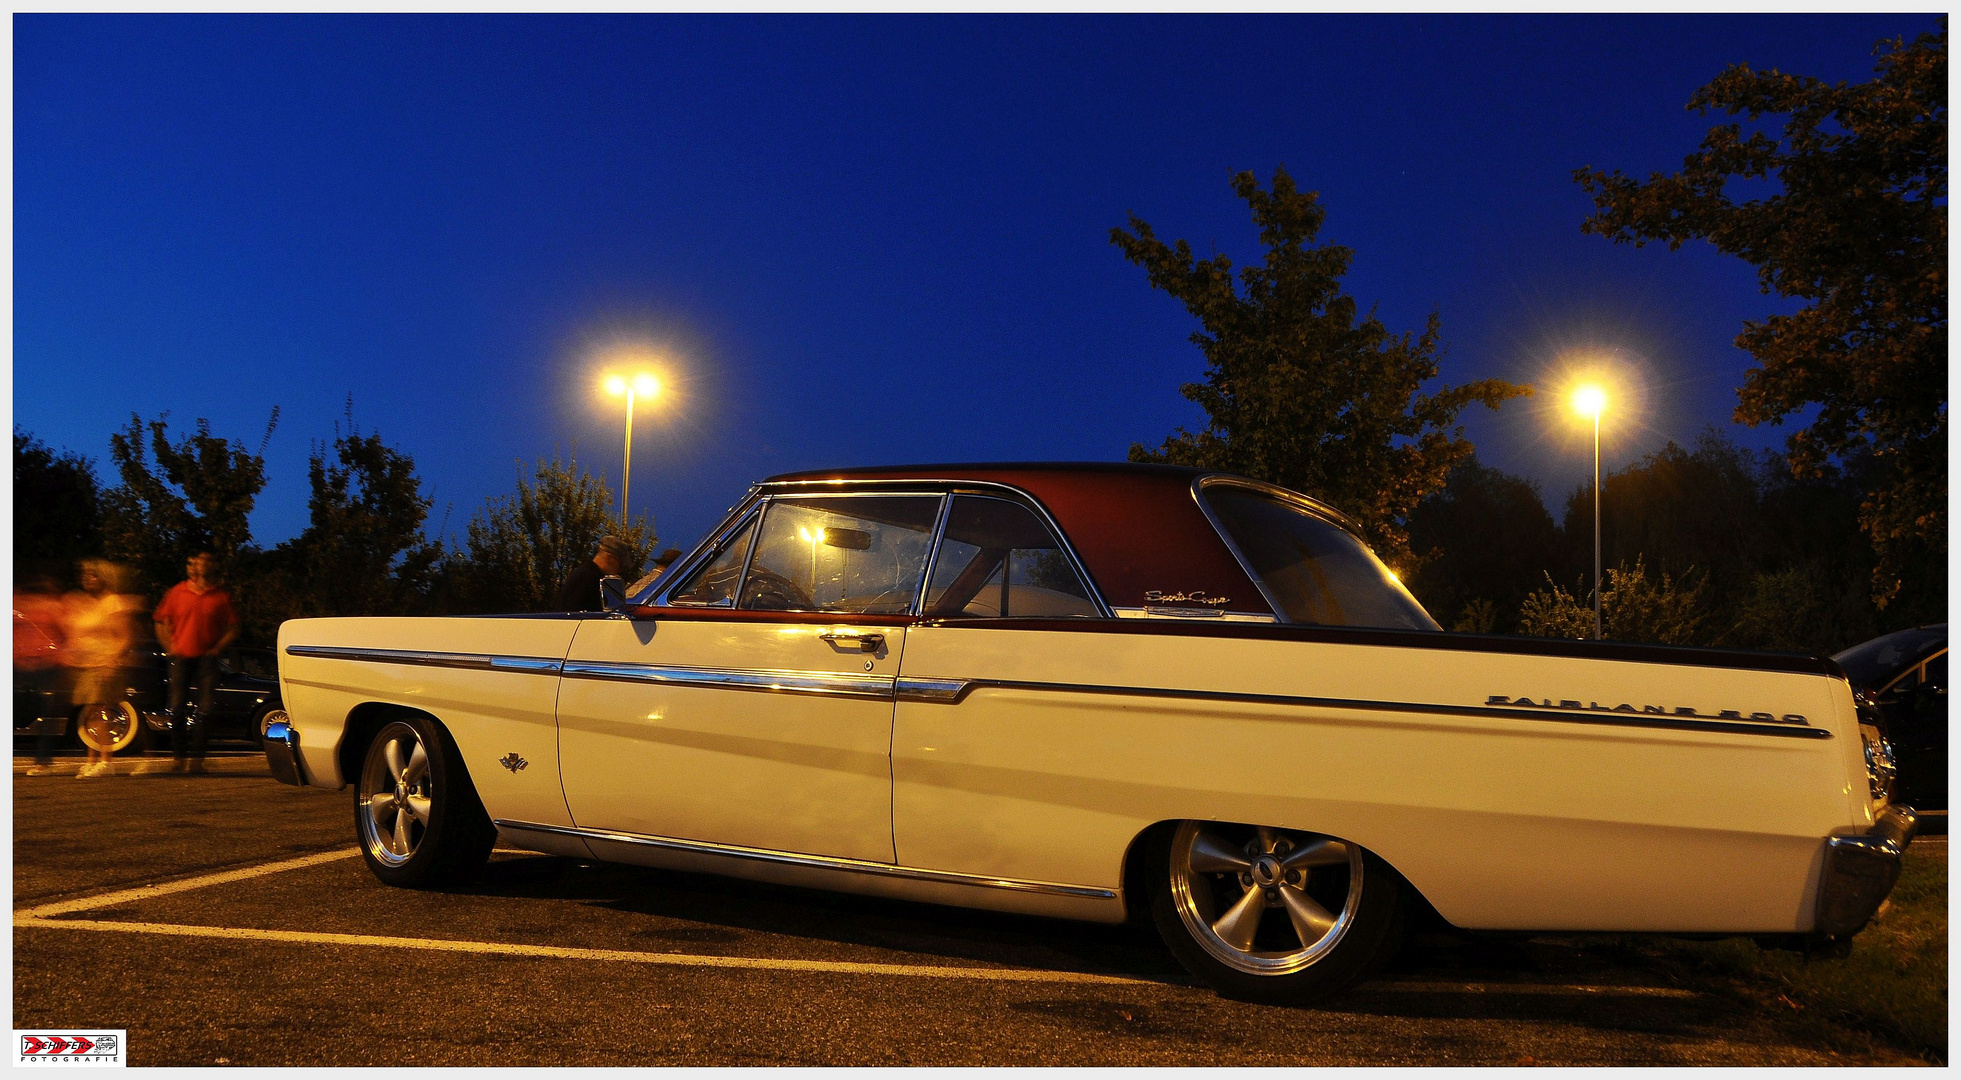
[
  {"xmin": 1406, "ymin": 456, "xmax": 1560, "ymax": 634},
  {"xmin": 1113, "ymin": 168, "xmax": 1529, "ymax": 566},
  {"xmin": 1518, "ymin": 559, "xmax": 1712, "ymax": 645},
  {"xmin": 1575, "ymin": 24, "xmax": 1947, "ymax": 605},
  {"xmin": 99, "ymin": 411, "xmax": 277, "ymax": 595},
  {"xmin": 238, "ymin": 423, "xmax": 444, "ymax": 642},
  {"xmin": 455, "ymin": 453, "xmax": 657, "ymax": 613},
  {"xmin": 14, "ymin": 429, "xmax": 102, "ymax": 578}
]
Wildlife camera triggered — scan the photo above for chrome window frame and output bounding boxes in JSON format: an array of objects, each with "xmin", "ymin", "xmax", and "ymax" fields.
[
  {"xmin": 655, "ymin": 477, "xmax": 1113, "ymax": 619},
  {"xmin": 649, "ymin": 494, "xmax": 764, "ymax": 608},
  {"xmin": 916, "ymin": 492, "xmax": 1106, "ymax": 620},
  {"xmin": 1190, "ymin": 474, "xmax": 1439, "ymax": 629},
  {"xmin": 657, "ymin": 486, "xmax": 954, "ymax": 616}
]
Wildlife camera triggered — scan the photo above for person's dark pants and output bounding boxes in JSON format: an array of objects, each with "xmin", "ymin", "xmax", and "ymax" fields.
[{"xmin": 167, "ymin": 654, "xmax": 218, "ymax": 761}]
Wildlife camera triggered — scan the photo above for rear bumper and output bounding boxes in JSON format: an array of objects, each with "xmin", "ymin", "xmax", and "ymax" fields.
[
  {"xmin": 1815, "ymin": 804, "xmax": 1917, "ymax": 937},
  {"xmin": 263, "ymin": 719, "xmax": 305, "ymax": 787}
]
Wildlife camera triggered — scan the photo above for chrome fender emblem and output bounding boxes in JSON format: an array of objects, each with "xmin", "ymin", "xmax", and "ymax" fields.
[{"xmin": 499, "ymin": 753, "xmax": 529, "ymax": 773}]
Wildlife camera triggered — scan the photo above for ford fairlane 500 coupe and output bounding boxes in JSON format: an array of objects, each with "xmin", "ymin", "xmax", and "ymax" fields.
[{"xmin": 266, "ymin": 463, "xmax": 1914, "ymax": 1003}]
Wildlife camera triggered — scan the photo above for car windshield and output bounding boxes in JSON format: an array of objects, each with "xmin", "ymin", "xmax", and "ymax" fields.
[
  {"xmin": 1203, "ymin": 485, "xmax": 1439, "ymax": 631},
  {"xmin": 1833, "ymin": 626, "xmax": 1947, "ymax": 689}
]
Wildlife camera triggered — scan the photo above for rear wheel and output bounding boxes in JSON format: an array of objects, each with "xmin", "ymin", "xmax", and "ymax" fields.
[
  {"xmin": 74, "ymin": 702, "xmax": 145, "ymax": 756},
  {"xmin": 354, "ymin": 716, "xmax": 495, "ymax": 888},
  {"xmin": 1151, "ymin": 820, "xmax": 1402, "ymax": 1004}
]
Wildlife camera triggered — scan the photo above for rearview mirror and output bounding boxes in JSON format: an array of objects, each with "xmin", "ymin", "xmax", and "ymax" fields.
[
  {"xmin": 821, "ymin": 528, "xmax": 874, "ymax": 551},
  {"xmin": 600, "ymin": 575, "xmax": 629, "ymax": 611}
]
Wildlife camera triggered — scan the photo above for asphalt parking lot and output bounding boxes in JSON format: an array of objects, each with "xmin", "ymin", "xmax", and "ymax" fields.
[{"xmin": 13, "ymin": 753, "xmax": 1936, "ymax": 1066}]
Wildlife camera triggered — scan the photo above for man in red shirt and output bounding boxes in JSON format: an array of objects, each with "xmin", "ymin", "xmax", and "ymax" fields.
[{"xmin": 152, "ymin": 551, "xmax": 238, "ymax": 773}]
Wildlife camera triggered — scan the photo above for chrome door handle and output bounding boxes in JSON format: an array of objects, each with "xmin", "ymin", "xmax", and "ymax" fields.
[{"xmin": 819, "ymin": 631, "xmax": 884, "ymax": 652}]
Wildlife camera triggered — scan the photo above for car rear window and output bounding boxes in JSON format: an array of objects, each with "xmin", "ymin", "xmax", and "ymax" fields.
[{"xmin": 1202, "ymin": 486, "xmax": 1438, "ymax": 632}]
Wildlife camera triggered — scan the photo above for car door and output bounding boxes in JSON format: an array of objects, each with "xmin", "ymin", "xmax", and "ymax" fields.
[{"xmin": 555, "ymin": 492, "xmax": 944, "ymax": 863}]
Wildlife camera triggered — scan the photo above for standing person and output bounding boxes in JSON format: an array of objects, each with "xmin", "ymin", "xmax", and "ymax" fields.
[
  {"xmin": 624, "ymin": 548, "xmax": 684, "ymax": 598},
  {"xmin": 17, "ymin": 575, "xmax": 70, "ymax": 775},
  {"xmin": 553, "ymin": 535, "xmax": 636, "ymax": 612},
  {"xmin": 152, "ymin": 551, "xmax": 238, "ymax": 774},
  {"xmin": 63, "ymin": 561, "xmax": 142, "ymax": 778}
]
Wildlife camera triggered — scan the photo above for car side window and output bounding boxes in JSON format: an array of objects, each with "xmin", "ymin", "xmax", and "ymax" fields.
[
  {"xmin": 923, "ymin": 496, "xmax": 1100, "ymax": 618},
  {"xmin": 668, "ymin": 515, "xmax": 758, "ymax": 606},
  {"xmin": 739, "ymin": 496, "xmax": 942, "ymax": 614}
]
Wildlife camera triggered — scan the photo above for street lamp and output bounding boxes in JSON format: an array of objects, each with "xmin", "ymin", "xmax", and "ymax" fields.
[
  {"xmin": 602, "ymin": 372, "xmax": 660, "ymax": 528},
  {"xmin": 1571, "ymin": 384, "xmax": 1607, "ymax": 640}
]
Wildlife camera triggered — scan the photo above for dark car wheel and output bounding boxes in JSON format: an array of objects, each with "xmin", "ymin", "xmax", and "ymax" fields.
[
  {"xmin": 1150, "ymin": 820, "xmax": 1403, "ymax": 1005},
  {"xmin": 354, "ymin": 716, "xmax": 496, "ymax": 888}
]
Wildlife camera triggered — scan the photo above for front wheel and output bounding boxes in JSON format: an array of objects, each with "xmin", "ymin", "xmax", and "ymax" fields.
[
  {"xmin": 1151, "ymin": 820, "xmax": 1402, "ymax": 1005},
  {"xmin": 74, "ymin": 702, "xmax": 146, "ymax": 756},
  {"xmin": 354, "ymin": 716, "xmax": 495, "ymax": 888}
]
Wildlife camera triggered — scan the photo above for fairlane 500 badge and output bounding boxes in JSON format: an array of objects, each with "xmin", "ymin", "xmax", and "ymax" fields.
[
  {"xmin": 1487, "ymin": 695, "xmax": 1807, "ymax": 725},
  {"xmin": 1144, "ymin": 590, "xmax": 1231, "ymax": 606}
]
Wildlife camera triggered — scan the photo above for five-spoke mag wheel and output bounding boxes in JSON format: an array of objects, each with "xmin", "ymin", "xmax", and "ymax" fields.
[
  {"xmin": 359, "ymin": 723, "xmax": 433, "ymax": 867},
  {"xmin": 354, "ymin": 716, "xmax": 495, "ymax": 888},
  {"xmin": 1152, "ymin": 820, "xmax": 1402, "ymax": 1004}
]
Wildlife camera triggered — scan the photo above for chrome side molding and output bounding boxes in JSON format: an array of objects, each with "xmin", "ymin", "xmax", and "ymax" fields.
[
  {"xmin": 493, "ymin": 820, "xmax": 1118, "ymax": 901},
  {"xmin": 283, "ymin": 644, "xmax": 564, "ymax": 676},
  {"xmin": 894, "ymin": 674, "xmax": 1832, "ymax": 739},
  {"xmin": 560, "ymin": 660, "xmax": 896, "ymax": 700}
]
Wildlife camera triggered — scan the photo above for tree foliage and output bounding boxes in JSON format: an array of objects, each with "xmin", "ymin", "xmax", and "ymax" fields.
[
  {"xmin": 238, "ymin": 422, "xmax": 445, "ymax": 641},
  {"xmin": 456, "ymin": 453, "xmax": 657, "ymax": 613},
  {"xmin": 1518, "ymin": 559, "xmax": 1712, "ymax": 646},
  {"xmin": 1113, "ymin": 168, "xmax": 1529, "ymax": 566},
  {"xmin": 1406, "ymin": 456, "xmax": 1560, "ymax": 634},
  {"xmin": 99, "ymin": 411, "xmax": 277, "ymax": 593},
  {"xmin": 1575, "ymin": 23, "xmax": 1947, "ymax": 604},
  {"xmin": 15, "ymin": 428, "xmax": 102, "ymax": 576}
]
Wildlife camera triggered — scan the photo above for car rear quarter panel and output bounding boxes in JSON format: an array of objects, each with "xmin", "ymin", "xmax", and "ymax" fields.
[
  {"xmin": 893, "ymin": 625, "xmax": 1867, "ymax": 933},
  {"xmin": 276, "ymin": 616, "xmax": 581, "ymax": 828}
]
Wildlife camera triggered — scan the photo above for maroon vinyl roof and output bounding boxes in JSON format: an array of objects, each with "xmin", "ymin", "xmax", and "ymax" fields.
[{"xmin": 763, "ymin": 462, "xmax": 1275, "ymax": 615}]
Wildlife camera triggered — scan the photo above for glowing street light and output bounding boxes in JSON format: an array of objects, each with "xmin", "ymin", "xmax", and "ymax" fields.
[
  {"xmin": 602, "ymin": 371, "xmax": 661, "ymax": 528},
  {"xmin": 1571, "ymin": 383, "xmax": 1607, "ymax": 640}
]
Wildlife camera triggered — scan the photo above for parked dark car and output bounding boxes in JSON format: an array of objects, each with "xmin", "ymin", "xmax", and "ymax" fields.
[
  {"xmin": 1836, "ymin": 625, "xmax": 1946, "ymax": 815},
  {"xmin": 13, "ymin": 645, "xmax": 286, "ymax": 755}
]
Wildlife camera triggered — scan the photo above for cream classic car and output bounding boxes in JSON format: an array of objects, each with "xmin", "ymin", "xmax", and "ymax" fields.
[{"xmin": 266, "ymin": 463, "xmax": 1914, "ymax": 1003}]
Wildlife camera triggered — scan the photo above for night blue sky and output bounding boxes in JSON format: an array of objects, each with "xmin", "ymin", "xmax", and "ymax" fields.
[{"xmin": 15, "ymin": 14, "xmax": 1940, "ymax": 555}]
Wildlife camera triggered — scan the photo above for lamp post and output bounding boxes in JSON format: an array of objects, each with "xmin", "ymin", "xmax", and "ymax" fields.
[
  {"xmin": 1571, "ymin": 385, "xmax": 1607, "ymax": 639},
  {"xmin": 603, "ymin": 372, "xmax": 660, "ymax": 529}
]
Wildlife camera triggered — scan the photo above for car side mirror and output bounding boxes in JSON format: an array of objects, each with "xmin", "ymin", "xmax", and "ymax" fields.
[{"xmin": 600, "ymin": 575, "xmax": 629, "ymax": 611}]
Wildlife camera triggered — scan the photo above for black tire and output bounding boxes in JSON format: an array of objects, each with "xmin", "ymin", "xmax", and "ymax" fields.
[
  {"xmin": 353, "ymin": 716, "xmax": 496, "ymax": 888},
  {"xmin": 1149, "ymin": 820, "xmax": 1403, "ymax": 1005}
]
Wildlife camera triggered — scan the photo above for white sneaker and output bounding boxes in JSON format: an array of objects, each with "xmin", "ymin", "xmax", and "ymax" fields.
[
  {"xmin": 23, "ymin": 765, "xmax": 54, "ymax": 777},
  {"xmin": 130, "ymin": 759, "xmax": 162, "ymax": 776},
  {"xmin": 75, "ymin": 762, "xmax": 104, "ymax": 779}
]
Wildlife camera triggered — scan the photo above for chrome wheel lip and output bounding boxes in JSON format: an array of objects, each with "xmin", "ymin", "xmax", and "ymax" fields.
[
  {"xmin": 1169, "ymin": 820, "xmax": 1364, "ymax": 976},
  {"xmin": 357, "ymin": 724, "xmax": 428, "ymax": 868}
]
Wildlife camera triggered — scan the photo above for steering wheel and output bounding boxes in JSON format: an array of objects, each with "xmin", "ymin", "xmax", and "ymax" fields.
[{"xmin": 740, "ymin": 567, "xmax": 814, "ymax": 611}]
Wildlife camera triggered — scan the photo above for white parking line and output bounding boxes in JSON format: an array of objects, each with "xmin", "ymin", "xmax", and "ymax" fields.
[
  {"xmin": 14, "ymin": 849, "xmax": 1699, "ymax": 999},
  {"xmin": 16, "ymin": 849, "xmax": 360, "ymax": 919},
  {"xmin": 16, "ymin": 916, "xmax": 1150, "ymax": 986}
]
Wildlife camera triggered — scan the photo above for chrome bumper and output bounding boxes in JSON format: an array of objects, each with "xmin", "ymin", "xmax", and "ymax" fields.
[
  {"xmin": 263, "ymin": 719, "xmax": 305, "ymax": 787},
  {"xmin": 1815, "ymin": 804, "xmax": 1917, "ymax": 937}
]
